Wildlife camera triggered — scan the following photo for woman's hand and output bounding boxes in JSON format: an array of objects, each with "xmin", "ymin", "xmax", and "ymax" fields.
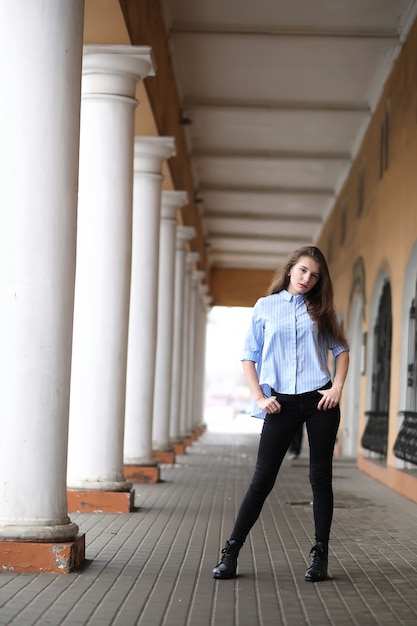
[
  {"xmin": 318, "ymin": 351, "xmax": 349, "ymax": 410},
  {"xmin": 241, "ymin": 360, "xmax": 281, "ymax": 413},
  {"xmin": 317, "ymin": 386, "xmax": 342, "ymax": 411},
  {"xmin": 257, "ymin": 395, "xmax": 281, "ymax": 414}
]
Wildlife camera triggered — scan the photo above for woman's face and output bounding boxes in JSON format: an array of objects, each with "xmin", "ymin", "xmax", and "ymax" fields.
[{"xmin": 287, "ymin": 255, "xmax": 320, "ymax": 296}]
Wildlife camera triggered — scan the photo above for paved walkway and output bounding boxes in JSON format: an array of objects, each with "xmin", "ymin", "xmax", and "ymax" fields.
[{"xmin": 1, "ymin": 426, "xmax": 417, "ymax": 625}]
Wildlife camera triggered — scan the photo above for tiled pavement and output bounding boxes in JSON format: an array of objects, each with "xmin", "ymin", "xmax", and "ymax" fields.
[{"xmin": 1, "ymin": 428, "xmax": 417, "ymax": 625}]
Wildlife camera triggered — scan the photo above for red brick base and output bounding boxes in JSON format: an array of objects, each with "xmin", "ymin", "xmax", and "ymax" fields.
[
  {"xmin": 67, "ymin": 488, "xmax": 135, "ymax": 513},
  {"xmin": 200, "ymin": 424, "xmax": 207, "ymax": 435},
  {"xmin": 182, "ymin": 435, "xmax": 192, "ymax": 447},
  {"xmin": 124, "ymin": 464, "xmax": 160, "ymax": 484},
  {"xmin": 153, "ymin": 449, "xmax": 176, "ymax": 464},
  {"xmin": 0, "ymin": 533, "xmax": 85, "ymax": 573},
  {"xmin": 172, "ymin": 441, "xmax": 186, "ymax": 455}
]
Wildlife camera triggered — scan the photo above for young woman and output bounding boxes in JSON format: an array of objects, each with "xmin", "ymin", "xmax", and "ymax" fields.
[{"xmin": 213, "ymin": 246, "xmax": 349, "ymax": 582}]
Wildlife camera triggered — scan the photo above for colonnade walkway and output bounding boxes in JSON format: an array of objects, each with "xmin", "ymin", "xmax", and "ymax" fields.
[{"xmin": 1, "ymin": 416, "xmax": 417, "ymax": 626}]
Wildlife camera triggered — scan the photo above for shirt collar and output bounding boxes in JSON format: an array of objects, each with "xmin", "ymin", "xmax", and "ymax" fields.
[{"xmin": 281, "ymin": 290, "xmax": 305, "ymax": 304}]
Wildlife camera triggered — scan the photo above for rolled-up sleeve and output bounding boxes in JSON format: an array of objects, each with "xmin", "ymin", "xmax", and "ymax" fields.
[
  {"xmin": 241, "ymin": 298, "xmax": 264, "ymax": 363},
  {"xmin": 328, "ymin": 339, "xmax": 349, "ymax": 359}
]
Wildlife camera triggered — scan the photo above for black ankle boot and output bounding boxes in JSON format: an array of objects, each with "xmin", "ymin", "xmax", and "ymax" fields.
[
  {"xmin": 304, "ymin": 541, "xmax": 329, "ymax": 582},
  {"xmin": 212, "ymin": 540, "xmax": 242, "ymax": 579}
]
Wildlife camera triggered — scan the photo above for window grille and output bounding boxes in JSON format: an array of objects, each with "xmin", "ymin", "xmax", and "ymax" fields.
[
  {"xmin": 393, "ymin": 412, "xmax": 417, "ymax": 465},
  {"xmin": 393, "ymin": 279, "xmax": 417, "ymax": 464},
  {"xmin": 361, "ymin": 282, "xmax": 392, "ymax": 455}
]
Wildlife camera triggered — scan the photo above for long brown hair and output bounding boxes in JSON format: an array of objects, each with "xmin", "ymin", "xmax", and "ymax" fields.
[{"xmin": 267, "ymin": 246, "xmax": 348, "ymax": 348}]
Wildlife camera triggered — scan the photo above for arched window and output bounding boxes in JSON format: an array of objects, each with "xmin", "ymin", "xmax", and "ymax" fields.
[
  {"xmin": 393, "ymin": 278, "xmax": 417, "ymax": 464},
  {"xmin": 361, "ymin": 281, "xmax": 392, "ymax": 457}
]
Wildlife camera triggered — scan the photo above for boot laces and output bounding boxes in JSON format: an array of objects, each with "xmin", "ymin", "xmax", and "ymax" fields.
[
  {"xmin": 221, "ymin": 541, "xmax": 239, "ymax": 561},
  {"xmin": 310, "ymin": 544, "xmax": 327, "ymax": 563}
]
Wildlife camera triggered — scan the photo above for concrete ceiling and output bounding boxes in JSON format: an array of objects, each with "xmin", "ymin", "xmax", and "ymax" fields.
[{"xmin": 159, "ymin": 0, "xmax": 417, "ymax": 272}]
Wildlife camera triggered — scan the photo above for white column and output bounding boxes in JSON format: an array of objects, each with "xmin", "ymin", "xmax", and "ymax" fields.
[
  {"xmin": 186, "ymin": 270, "xmax": 206, "ymax": 435},
  {"xmin": 67, "ymin": 47, "xmax": 154, "ymax": 492},
  {"xmin": 124, "ymin": 137, "xmax": 176, "ymax": 470},
  {"xmin": 198, "ymin": 294, "xmax": 212, "ymax": 429},
  {"xmin": 170, "ymin": 227, "xmax": 196, "ymax": 444},
  {"xmin": 192, "ymin": 286, "xmax": 211, "ymax": 430},
  {"xmin": 153, "ymin": 191, "xmax": 188, "ymax": 453},
  {"xmin": 0, "ymin": 1, "xmax": 84, "ymax": 540},
  {"xmin": 179, "ymin": 252, "xmax": 200, "ymax": 438}
]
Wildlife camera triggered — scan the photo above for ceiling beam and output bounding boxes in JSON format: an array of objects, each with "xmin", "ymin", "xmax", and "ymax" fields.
[
  {"xmin": 199, "ymin": 183, "xmax": 335, "ymax": 196},
  {"xmin": 193, "ymin": 148, "xmax": 351, "ymax": 161},
  {"xmin": 203, "ymin": 210, "xmax": 322, "ymax": 223},
  {"xmin": 169, "ymin": 23, "xmax": 398, "ymax": 40},
  {"xmin": 182, "ymin": 97, "xmax": 370, "ymax": 114},
  {"xmin": 207, "ymin": 233, "xmax": 309, "ymax": 244}
]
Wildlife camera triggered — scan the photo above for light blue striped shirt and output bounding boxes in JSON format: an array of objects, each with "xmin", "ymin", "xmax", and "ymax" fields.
[{"xmin": 241, "ymin": 290, "xmax": 348, "ymax": 418}]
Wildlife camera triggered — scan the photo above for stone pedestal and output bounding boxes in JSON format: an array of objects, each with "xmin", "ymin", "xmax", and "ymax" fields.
[{"xmin": 0, "ymin": 535, "xmax": 86, "ymax": 574}]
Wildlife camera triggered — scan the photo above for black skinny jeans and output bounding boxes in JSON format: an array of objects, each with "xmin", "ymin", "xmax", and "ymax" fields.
[{"xmin": 230, "ymin": 384, "xmax": 340, "ymax": 545}]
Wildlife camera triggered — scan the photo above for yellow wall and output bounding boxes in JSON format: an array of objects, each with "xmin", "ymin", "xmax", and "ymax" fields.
[{"xmin": 317, "ymin": 17, "xmax": 417, "ymax": 499}]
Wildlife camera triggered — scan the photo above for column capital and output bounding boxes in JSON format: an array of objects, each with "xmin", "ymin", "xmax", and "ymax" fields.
[
  {"xmin": 134, "ymin": 136, "xmax": 176, "ymax": 174},
  {"xmin": 186, "ymin": 251, "xmax": 200, "ymax": 269},
  {"xmin": 203, "ymin": 295, "xmax": 213, "ymax": 308},
  {"xmin": 176, "ymin": 226, "xmax": 196, "ymax": 248},
  {"xmin": 161, "ymin": 190, "xmax": 188, "ymax": 220},
  {"xmin": 192, "ymin": 270, "xmax": 206, "ymax": 286},
  {"xmin": 198, "ymin": 284, "xmax": 210, "ymax": 296},
  {"xmin": 82, "ymin": 45, "xmax": 155, "ymax": 100}
]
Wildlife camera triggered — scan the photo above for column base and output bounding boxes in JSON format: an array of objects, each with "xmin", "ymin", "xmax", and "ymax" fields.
[
  {"xmin": 0, "ymin": 533, "xmax": 85, "ymax": 573},
  {"xmin": 182, "ymin": 435, "xmax": 193, "ymax": 447},
  {"xmin": 191, "ymin": 424, "xmax": 206, "ymax": 441},
  {"xmin": 124, "ymin": 464, "xmax": 160, "ymax": 484},
  {"xmin": 152, "ymin": 449, "xmax": 176, "ymax": 464},
  {"xmin": 67, "ymin": 488, "xmax": 135, "ymax": 513},
  {"xmin": 172, "ymin": 441, "xmax": 186, "ymax": 455}
]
